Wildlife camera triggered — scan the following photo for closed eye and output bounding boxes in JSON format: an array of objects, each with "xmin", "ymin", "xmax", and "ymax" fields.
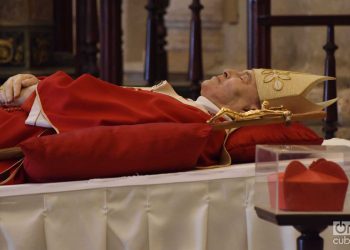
[{"xmin": 240, "ymin": 72, "xmax": 250, "ymax": 82}]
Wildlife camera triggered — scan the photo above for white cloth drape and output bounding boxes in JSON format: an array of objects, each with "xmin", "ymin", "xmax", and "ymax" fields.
[{"xmin": 1, "ymin": 138, "xmax": 349, "ymax": 250}]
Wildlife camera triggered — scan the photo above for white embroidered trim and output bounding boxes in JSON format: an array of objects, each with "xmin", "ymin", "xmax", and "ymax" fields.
[{"xmin": 25, "ymin": 95, "xmax": 52, "ymax": 128}]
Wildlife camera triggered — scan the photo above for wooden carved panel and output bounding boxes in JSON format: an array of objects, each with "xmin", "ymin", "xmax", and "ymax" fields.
[
  {"xmin": 30, "ymin": 30, "xmax": 53, "ymax": 66},
  {"xmin": 0, "ymin": 31, "xmax": 25, "ymax": 66},
  {"xmin": 0, "ymin": 28, "xmax": 53, "ymax": 68},
  {"xmin": 28, "ymin": 0, "xmax": 53, "ymax": 24},
  {"xmin": 0, "ymin": 0, "xmax": 28, "ymax": 25},
  {"xmin": 0, "ymin": 0, "xmax": 53, "ymax": 25}
]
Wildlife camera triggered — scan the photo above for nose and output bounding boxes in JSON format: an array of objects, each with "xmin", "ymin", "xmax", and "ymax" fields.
[{"xmin": 223, "ymin": 69, "xmax": 240, "ymax": 78}]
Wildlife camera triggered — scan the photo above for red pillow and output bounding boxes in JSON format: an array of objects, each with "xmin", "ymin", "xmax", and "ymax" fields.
[
  {"xmin": 20, "ymin": 123, "xmax": 225, "ymax": 183},
  {"xmin": 226, "ymin": 123, "xmax": 323, "ymax": 164}
]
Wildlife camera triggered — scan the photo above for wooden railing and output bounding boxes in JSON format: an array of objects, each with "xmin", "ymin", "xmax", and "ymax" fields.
[
  {"xmin": 144, "ymin": 0, "xmax": 169, "ymax": 85},
  {"xmin": 53, "ymin": 0, "xmax": 204, "ymax": 99},
  {"xmin": 99, "ymin": 0, "xmax": 123, "ymax": 84},
  {"xmin": 247, "ymin": 0, "xmax": 350, "ymax": 139}
]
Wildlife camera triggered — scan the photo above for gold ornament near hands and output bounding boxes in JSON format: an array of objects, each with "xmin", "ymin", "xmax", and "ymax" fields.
[
  {"xmin": 207, "ymin": 100, "xmax": 326, "ymax": 130},
  {"xmin": 207, "ymin": 101, "xmax": 292, "ymax": 124}
]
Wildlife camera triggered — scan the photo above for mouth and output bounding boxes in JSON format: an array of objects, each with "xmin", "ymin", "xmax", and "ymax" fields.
[
  {"xmin": 202, "ymin": 76, "xmax": 219, "ymax": 86},
  {"xmin": 212, "ymin": 76, "xmax": 220, "ymax": 84}
]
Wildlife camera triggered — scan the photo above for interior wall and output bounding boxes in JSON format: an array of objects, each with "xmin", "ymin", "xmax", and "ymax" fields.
[
  {"xmin": 123, "ymin": 0, "xmax": 234, "ymax": 75},
  {"xmin": 123, "ymin": 0, "xmax": 350, "ymax": 76},
  {"xmin": 123, "ymin": 0, "xmax": 147, "ymax": 63}
]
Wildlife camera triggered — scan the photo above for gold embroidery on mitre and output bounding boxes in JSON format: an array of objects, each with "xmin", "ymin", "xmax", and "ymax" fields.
[{"xmin": 262, "ymin": 69, "xmax": 291, "ymax": 91}]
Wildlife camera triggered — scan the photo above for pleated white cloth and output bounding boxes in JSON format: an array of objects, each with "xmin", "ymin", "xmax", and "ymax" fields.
[{"xmin": 0, "ymin": 138, "xmax": 349, "ymax": 250}]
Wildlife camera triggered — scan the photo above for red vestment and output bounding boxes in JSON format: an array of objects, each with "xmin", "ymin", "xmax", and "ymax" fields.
[
  {"xmin": 35, "ymin": 71, "xmax": 212, "ymax": 131},
  {"xmin": 1, "ymin": 72, "xmax": 226, "ymax": 184},
  {"xmin": 0, "ymin": 94, "xmax": 48, "ymax": 184}
]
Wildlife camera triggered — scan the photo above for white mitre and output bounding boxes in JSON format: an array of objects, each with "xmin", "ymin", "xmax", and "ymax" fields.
[{"xmin": 252, "ymin": 68, "xmax": 337, "ymax": 113}]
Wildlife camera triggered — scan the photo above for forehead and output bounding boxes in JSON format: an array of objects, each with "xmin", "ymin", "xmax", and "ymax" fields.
[
  {"xmin": 225, "ymin": 69, "xmax": 255, "ymax": 84},
  {"xmin": 225, "ymin": 68, "xmax": 250, "ymax": 73}
]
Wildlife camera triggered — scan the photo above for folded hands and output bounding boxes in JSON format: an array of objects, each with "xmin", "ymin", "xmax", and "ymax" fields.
[{"xmin": 0, "ymin": 74, "xmax": 38, "ymax": 106}]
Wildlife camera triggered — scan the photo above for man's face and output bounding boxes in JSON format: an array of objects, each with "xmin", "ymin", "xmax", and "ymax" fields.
[{"xmin": 200, "ymin": 69, "xmax": 260, "ymax": 112}]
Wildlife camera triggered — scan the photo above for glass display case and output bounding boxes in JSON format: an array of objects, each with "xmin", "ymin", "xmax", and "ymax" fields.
[{"xmin": 255, "ymin": 145, "xmax": 350, "ymax": 213}]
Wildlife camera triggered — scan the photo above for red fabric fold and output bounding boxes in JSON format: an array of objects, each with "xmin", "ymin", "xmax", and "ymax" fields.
[
  {"xmin": 21, "ymin": 123, "xmax": 223, "ymax": 183},
  {"xmin": 1, "ymin": 72, "xmax": 226, "ymax": 184},
  {"xmin": 226, "ymin": 123, "xmax": 323, "ymax": 163},
  {"xmin": 37, "ymin": 72, "xmax": 211, "ymax": 132},
  {"xmin": 0, "ymin": 96, "xmax": 49, "ymax": 185},
  {"xmin": 0, "ymin": 108, "xmax": 45, "ymax": 149}
]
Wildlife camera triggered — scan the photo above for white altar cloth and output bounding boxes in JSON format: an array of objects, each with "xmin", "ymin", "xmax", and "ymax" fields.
[{"xmin": 1, "ymin": 138, "xmax": 349, "ymax": 250}]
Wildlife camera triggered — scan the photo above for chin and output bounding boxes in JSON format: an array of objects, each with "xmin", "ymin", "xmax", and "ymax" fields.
[
  {"xmin": 199, "ymin": 81, "xmax": 208, "ymax": 95},
  {"xmin": 201, "ymin": 79, "xmax": 209, "ymax": 86},
  {"xmin": 201, "ymin": 79, "xmax": 214, "ymax": 89}
]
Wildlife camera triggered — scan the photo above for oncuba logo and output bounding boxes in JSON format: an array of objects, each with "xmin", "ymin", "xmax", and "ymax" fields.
[{"xmin": 333, "ymin": 221, "xmax": 350, "ymax": 236}]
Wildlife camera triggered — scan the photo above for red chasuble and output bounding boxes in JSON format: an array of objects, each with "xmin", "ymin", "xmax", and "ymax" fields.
[
  {"xmin": 1, "ymin": 72, "xmax": 226, "ymax": 184},
  {"xmin": 0, "ymin": 94, "xmax": 49, "ymax": 184},
  {"xmin": 36, "ymin": 71, "xmax": 212, "ymax": 132}
]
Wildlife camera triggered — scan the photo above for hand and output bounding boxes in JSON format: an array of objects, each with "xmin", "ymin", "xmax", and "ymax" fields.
[{"xmin": 0, "ymin": 74, "xmax": 39, "ymax": 105}]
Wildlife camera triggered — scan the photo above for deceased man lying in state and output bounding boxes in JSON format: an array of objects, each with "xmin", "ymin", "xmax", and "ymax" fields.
[{"xmin": 0, "ymin": 69, "xmax": 335, "ymax": 184}]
